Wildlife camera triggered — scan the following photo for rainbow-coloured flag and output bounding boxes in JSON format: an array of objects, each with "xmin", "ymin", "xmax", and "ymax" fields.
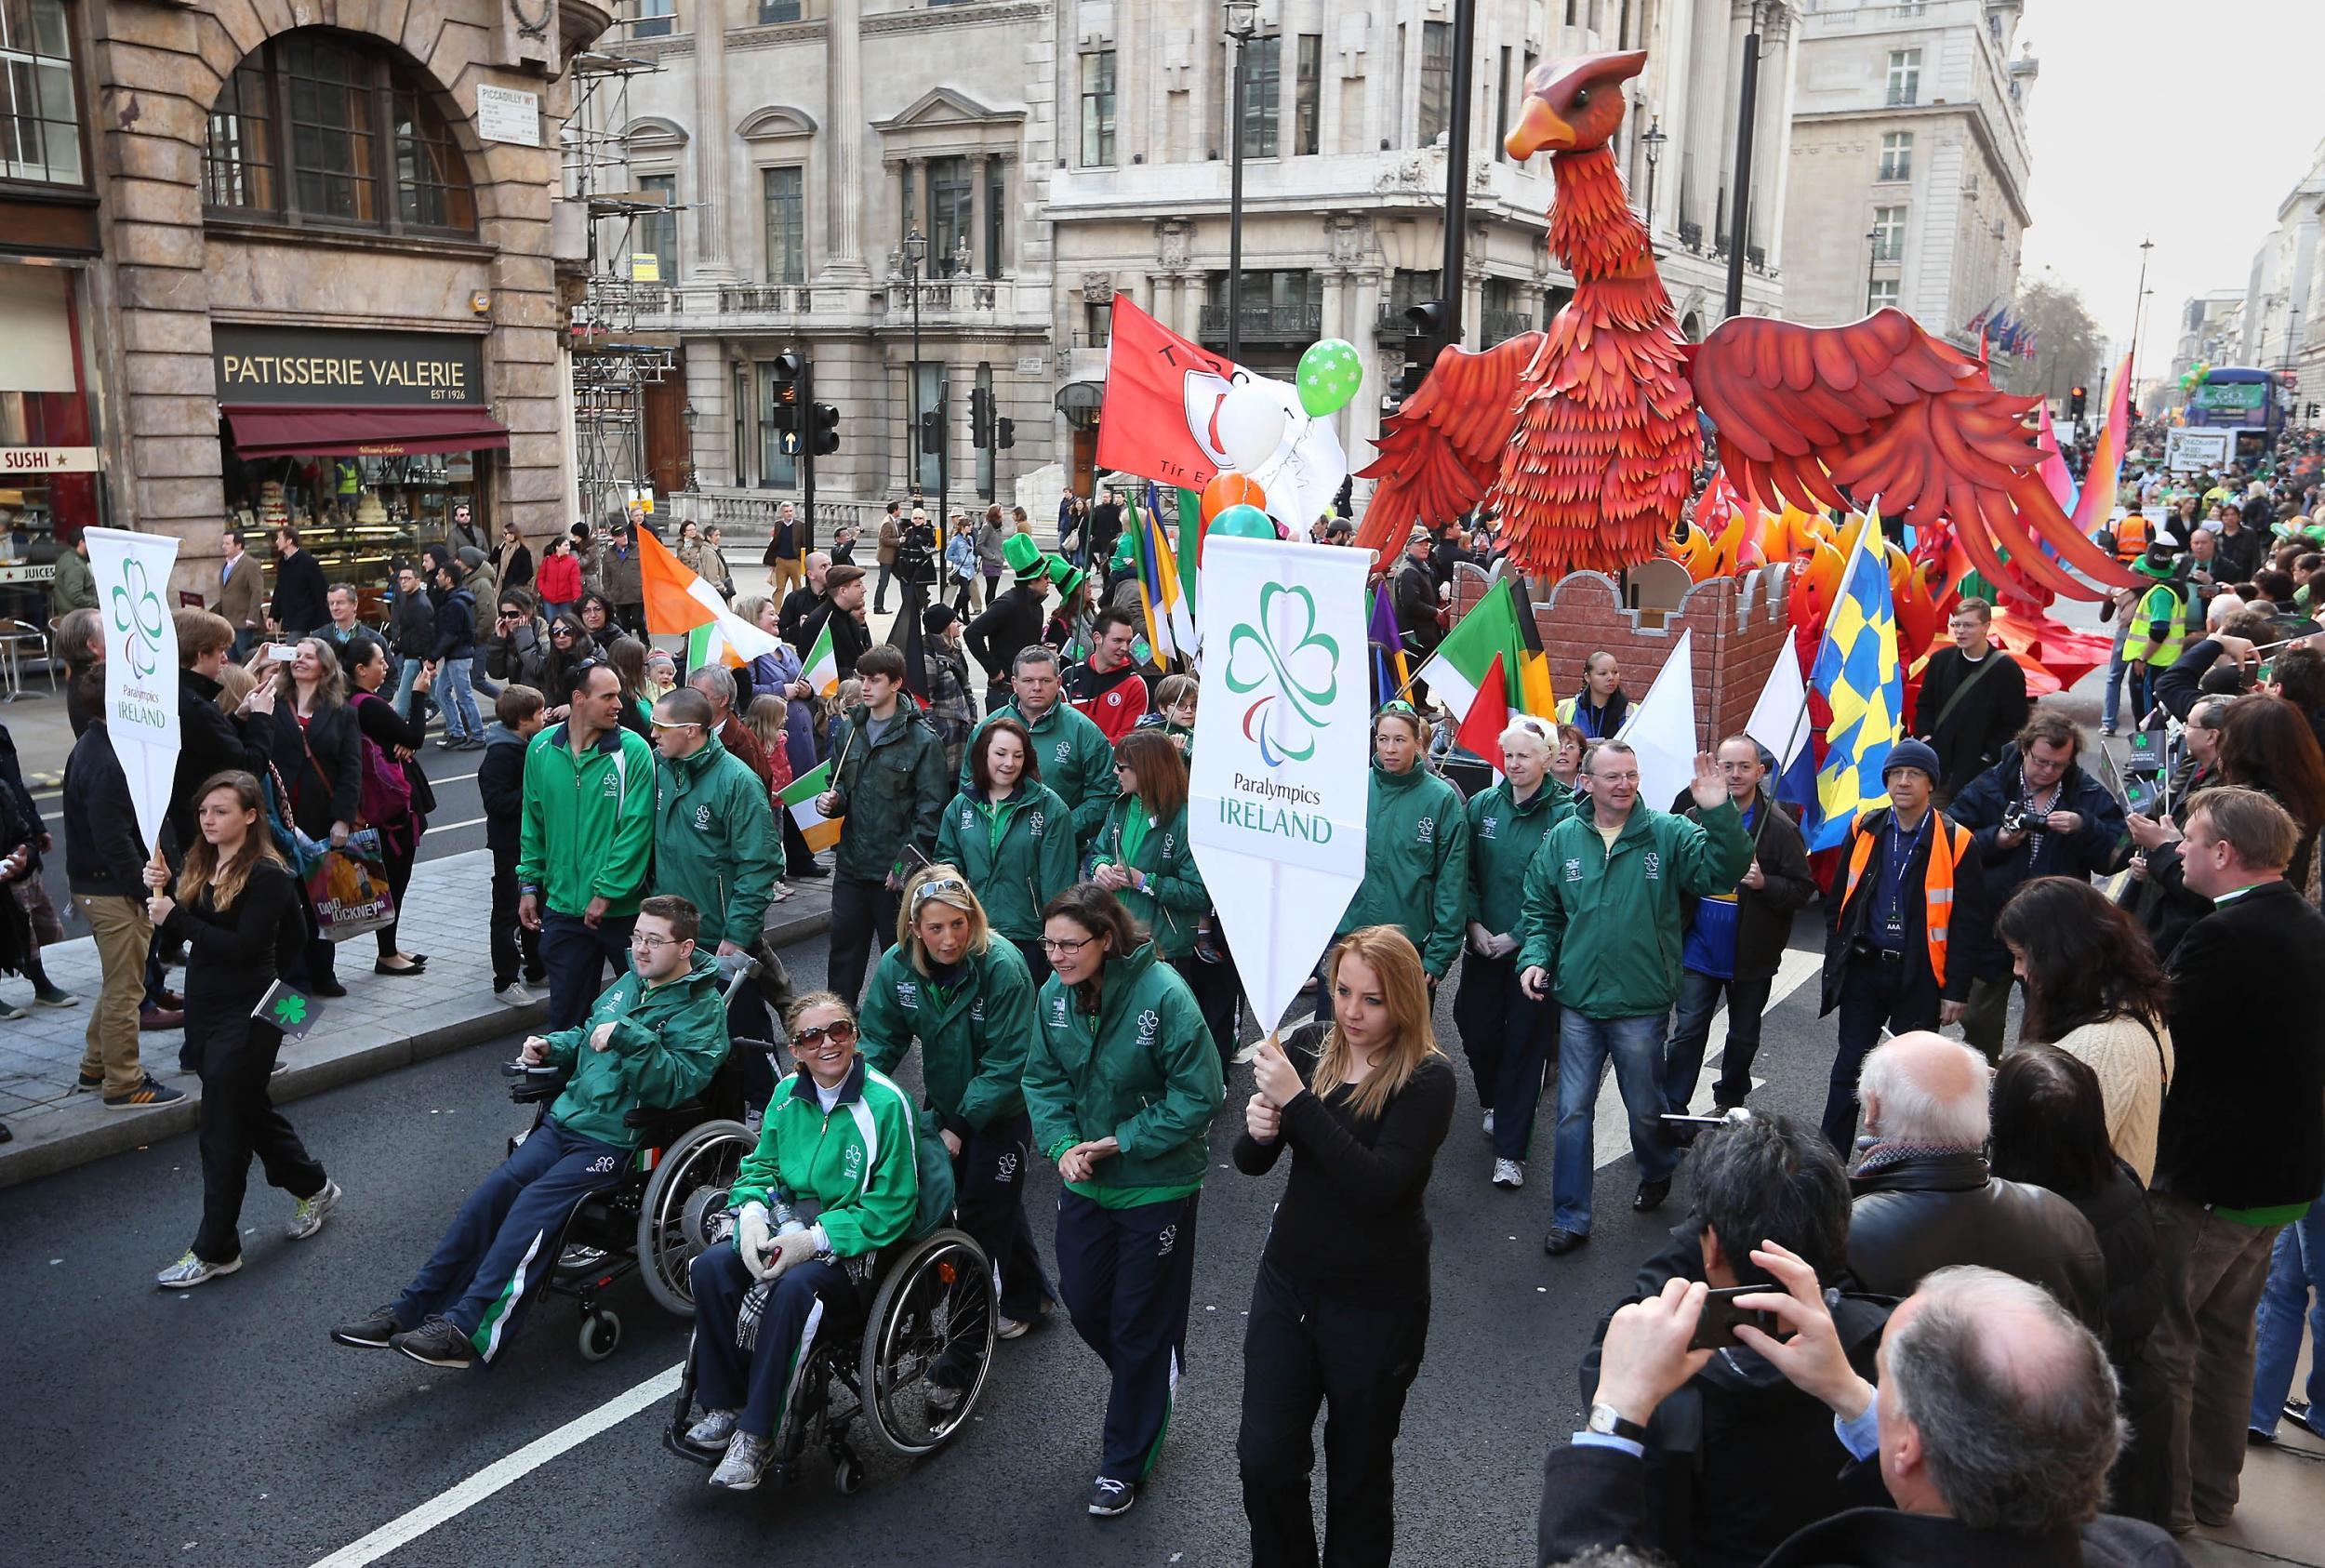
[{"xmin": 1128, "ymin": 483, "xmax": 1198, "ymax": 665}]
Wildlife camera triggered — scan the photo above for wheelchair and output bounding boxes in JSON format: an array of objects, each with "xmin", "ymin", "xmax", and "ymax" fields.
[
  {"xmin": 498, "ymin": 956, "xmax": 767, "ymax": 1361},
  {"xmin": 659, "ymin": 1046, "xmax": 1001, "ymax": 1492}
]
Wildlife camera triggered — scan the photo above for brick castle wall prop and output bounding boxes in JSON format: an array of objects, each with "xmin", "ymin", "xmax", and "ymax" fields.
[{"xmin": 1450, "ymin": 565, "xmax": 1797, "ymax": 752}]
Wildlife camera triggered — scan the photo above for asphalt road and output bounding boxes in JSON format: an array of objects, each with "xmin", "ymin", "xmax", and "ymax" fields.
[{"xmin": 1, "ymin": 920, "xmax": 1860, "ymax": 1568}]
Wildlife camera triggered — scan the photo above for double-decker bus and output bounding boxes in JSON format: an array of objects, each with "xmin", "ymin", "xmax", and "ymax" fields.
[{"xmin": 2184, "ymin": 367, "xmax": 2284, "ymax": 466}]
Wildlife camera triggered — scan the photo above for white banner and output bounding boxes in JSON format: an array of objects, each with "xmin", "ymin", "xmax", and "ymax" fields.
[
  {"xmin": 1616, "ymin": 629, "xmax": 1698, "ymax": 815},
  {"xmin": 1188, "ymin": 535, "xmax": 1370, "ymax": 1031},
  {"xmin": 84, "ymin": 527, "xmax": 182, "ymax": 854}
]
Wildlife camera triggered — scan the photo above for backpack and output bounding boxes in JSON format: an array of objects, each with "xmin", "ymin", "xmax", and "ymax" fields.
[
  {"xmin": 351, "ymin": 693, "xmax": 413, "ymax": 825},
  {"xmin": 908, "ymin": 1102, "xmax": 958, "ymax": 1240}
]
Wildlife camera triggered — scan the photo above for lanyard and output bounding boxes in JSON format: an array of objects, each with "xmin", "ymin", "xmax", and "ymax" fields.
[{"xmin": 1885, "ymin": 814, "xmax": 1929, "ymax": 921}]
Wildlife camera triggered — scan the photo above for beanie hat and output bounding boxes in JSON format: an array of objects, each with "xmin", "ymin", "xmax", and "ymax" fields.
[
  {"xmin": 1882, "ymin": 737, "xmax": 1942, "ymax": 783},
  {"xmin": 923, "ymin": 603, "xmax": 959, "ymax": 637}
]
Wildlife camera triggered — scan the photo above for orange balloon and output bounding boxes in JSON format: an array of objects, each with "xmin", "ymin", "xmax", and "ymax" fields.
[{"xmin": 1199, "ymin": 472, "xmax": 1267, "ymax": 523}]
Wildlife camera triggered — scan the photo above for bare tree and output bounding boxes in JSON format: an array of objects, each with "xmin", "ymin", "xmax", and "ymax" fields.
[{"xmin": 1991, "ymin": 277, "xmax": 2107, "ymax": 407}]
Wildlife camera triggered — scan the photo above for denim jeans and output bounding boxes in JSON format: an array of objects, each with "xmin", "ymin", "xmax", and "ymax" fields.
[
  {"xmin": 2102, "ymin": 648, "xmax": 2131, "ymax": 729},
  {"xmin": 1549, "ymin": 1009, "xmax": 1675, "ymax": 1234},
  {"xmin": 2248, "ymin": 1194, "xmax": 2325, "ymax": 1435},
  {"xmin": 1661, "ymin": 968, "xmax": 1774, "ymax": 1114},
  {"xmin": 393, "ymin": 657, "xmax": 437, "ymax": 729},
  {"xmin": 435, "ymin": 655, "xmax": 482, "ymax": 741}
]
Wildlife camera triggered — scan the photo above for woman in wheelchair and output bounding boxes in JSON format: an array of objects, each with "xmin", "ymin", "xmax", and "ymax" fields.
[
  {"xmin": 858, "ymin": 865, "xmax": 1049, "ymax": 1339},
  {"xmin": 686, "ymin": 990, "xmax": 921, "ymax": 1491}
]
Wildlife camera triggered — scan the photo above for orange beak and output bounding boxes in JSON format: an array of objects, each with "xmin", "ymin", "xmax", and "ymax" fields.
[{"xmin": 1507, "ymin": 96, "xmax": 1574, "ymax": 159}]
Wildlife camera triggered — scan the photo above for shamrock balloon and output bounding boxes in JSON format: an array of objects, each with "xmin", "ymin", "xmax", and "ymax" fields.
[
  {"xmin": 1296, "ymin": 339, "xmax": 1364, "ymax": 417},
  {"xmin": 1209, "ymin": 504, "xmax": 1276, "ymax": 539}
]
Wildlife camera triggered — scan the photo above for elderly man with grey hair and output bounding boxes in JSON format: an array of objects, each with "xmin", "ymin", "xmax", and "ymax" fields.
[
  {"xmin": 1539, "ymin": 1256, "xmax": 2188, "ymax": 1566},
  {"xmin": 1842, "ymin": 1031, "xmax": 2108, "ymax": 1334}
]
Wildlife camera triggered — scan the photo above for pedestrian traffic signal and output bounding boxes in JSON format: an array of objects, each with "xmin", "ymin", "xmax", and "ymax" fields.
[
  {"xmin": 919, "ymin": 408, "xmax": 943, "ymax": 455},
  {"xmin": 996, "ymin": 417, "xmax": 1016, "ymax": 450},
  {"xmin": 2068, "ymin": 384, "xmax": 2088, "ymax": 419},
  {"xmin": 1393, "ymin": 299, "xmax": 1450, "ymax": 405},
  {"xmin": 769, "ymin": 351, "xmax": 804, "ymax": 434},
  {"xmin": 809, "ymin": 402, "xmax": 840, "ymax": 457},
  {"xmin": 969, "ymin": 386, "xmax": 994, "ymax": 450}
]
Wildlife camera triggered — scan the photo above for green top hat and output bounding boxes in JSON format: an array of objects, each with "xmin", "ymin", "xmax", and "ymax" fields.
[
  {"xmin": 1043, "ymin": 554, "xmax": 1087, "ymax": 599},
  {"xmin": 1003, "ymin": 532, "xmax": 1045, "ymax": 577}
]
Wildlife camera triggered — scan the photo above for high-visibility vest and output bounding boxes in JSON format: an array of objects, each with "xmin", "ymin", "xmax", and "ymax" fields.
[
  {"xmin": 2126, "ymin": 580, "xmax": 2188, "ymax": 669},
  {"xmin": 2114, "ymin": 512, "xmax": 2150, "ymax": 562},
  {"xmin": 1843, "ymin": 811, "xmax": 1969, "ymax": 990}
]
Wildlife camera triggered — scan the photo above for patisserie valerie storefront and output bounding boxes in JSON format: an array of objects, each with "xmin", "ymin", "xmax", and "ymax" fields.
[{"xmin": 213, "ymin": 325, "xmax": 510, "ymax": 594}]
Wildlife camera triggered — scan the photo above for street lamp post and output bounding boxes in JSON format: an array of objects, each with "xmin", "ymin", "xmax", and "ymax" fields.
[
  {"xmin": 1864, "ymin": 229, "xmax": 1880, "ymax": 313},
  {"xmin": 1721, "ymin": 0, "xmax": 1765, "ymax": 321},
  {"xmin": 1639, "ymin": 113, "xmax": 1667, "ymax": 234},
  {"xmin": 1223, "ymin": 0, "xmax": 1259, "ymax": 363},
  {"xmin": 902, "ymin": 226, "xmax": 927, "ymax": 505},
  {"xmin": 680, "ymin": 402, "xmax": 699, "ymax": 512},
  {"xmin": 2129, "ymin": 235, "xmax": 2154, "ymax": 388}
]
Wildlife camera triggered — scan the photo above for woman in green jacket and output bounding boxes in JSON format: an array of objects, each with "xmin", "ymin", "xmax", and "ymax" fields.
[
  {"xmin": 1022, "ymin": 883, "xmax": 1225, "ymax": 1519},
  {"xmin": 684, "ymin": 989, "xmax": 920, "ymax": 1492},
  {"xmin": 934, "ymin": 716, "xmax": 1080, "ymax": 984},
  {"xmin": 1328, "ymin": 706, "xmax": 1471, "ymax": 1009},
  {"xmin": 1090, "ymin": 729, "xmax": 1238, "ymax": 1057},
  {"xmin": 860, "ymin": 867, "xmax": 1050, "ymax": 1337}
]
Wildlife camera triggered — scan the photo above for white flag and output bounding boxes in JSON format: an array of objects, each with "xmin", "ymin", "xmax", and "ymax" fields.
[
  {"xmin": 1615, "ymin": 629, "xmax": 1698, "ymax": 815},
  {"xmin": 83, "ymin": 527, "xmax": 183, "ymax": 854},
  {"xmin": 1187, "ymin": 535, "xmax": 1371, "ymax": 1031},
  {"xmin": 1744, "ymin": 636, "xmax": 1810, "ymax": 772}
]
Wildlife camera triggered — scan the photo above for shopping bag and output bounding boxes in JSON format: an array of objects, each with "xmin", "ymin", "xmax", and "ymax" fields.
[{"xmin": 305, "ymin": 830, "xmax": 396, "ymax": 941}]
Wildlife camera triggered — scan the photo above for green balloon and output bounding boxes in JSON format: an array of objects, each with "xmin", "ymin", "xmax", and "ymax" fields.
[
  {"xmin": 1296, "ymin": 339, "xmax": 1364, "ymax": 417},
  {"xmin": 1210, "ymin": 503, "xmax": 1276, "ymax": 539}
]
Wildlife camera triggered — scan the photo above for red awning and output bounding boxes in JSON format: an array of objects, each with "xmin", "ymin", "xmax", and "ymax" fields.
[{"xmin": 222, "ymin": 405, "xmax": 511, "ymax": 459}]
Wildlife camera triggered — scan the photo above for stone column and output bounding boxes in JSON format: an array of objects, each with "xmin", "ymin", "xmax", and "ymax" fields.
[
  {"xmin": 1747, "ymin": 7, "xmax": 1788, "ymax": 261},
  {"xmin": 690, "ymin": 2, "xmax": 737, "ymax": 281},
  {"xmin": 1758, "ymin": 7, "xmax": 1800, "ymax": 272},
  {"xmin": 1683, "ymin": 0, "xmax": 1732, "ymax": 240},
  {"xmin": 826, "ymin": 0, "xmax": 870, "ymax": 278}
]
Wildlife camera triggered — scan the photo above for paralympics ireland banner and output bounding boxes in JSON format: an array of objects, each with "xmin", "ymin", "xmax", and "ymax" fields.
[
  {"xmin": 1187, "ymin": 535, "xmax": 1370, "ymax": 1032},
  {"xmin": 84, "ymin": 526, "xmax": 182, "ymax": 854}
]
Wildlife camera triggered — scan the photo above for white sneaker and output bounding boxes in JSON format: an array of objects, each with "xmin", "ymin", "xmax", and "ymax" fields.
[
  {"xmin": 709, "ymin": 1431, "xmax": 773, "ymax": 1491},
  {"xmin": 996, "ymin": 1314, "xmax": 1032, "ymax": 1340},
  {"xmin": 156, "ymin": 1251, "xmax": 243, "ymax": 1289},
  {"xmin": 686, "ymin": 1408, "xmax": 741, "ymax": 1449},
  {"xmin": 494, "ymin": 982, "xmax": 537, "ymax": 1007},
  {"xmin": 1492, "ymin": 1158, "xmax": 1524, "ymax": 1189},
  {"xmin": 287, "ymin": 1179, "xmax": 342, "ymax": 1240},
  {"xmin": 1481, "ymin": 1110, "xmax": 1495, "ymax": 1140}
]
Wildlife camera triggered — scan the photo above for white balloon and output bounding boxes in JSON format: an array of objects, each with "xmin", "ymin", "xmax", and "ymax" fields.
[{"xmin": 1217, "ymin": 383, "xmax": 1289, "ymax": 471}]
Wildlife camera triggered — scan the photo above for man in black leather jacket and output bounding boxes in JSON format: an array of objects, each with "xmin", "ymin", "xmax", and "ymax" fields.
[{"xmin": 1844, "ymin": 1031, "xmax": 2107, "ymax": 1334}]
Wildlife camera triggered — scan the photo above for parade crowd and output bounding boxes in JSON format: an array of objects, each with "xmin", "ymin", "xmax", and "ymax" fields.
[{"xmin": 2, "ymin": 453, "xmax": 2321, "ymax": 1568}]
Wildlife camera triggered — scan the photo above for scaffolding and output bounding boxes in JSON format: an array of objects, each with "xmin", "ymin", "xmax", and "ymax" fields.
[{"xmin": 561, "ymin": 32, "xmax": 676, "ymax": 529}]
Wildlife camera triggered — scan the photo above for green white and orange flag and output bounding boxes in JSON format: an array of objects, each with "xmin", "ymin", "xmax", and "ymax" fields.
[
  {"xmin": 638, "ymin": 525, "xmax": 781, "ymax": 667},
  {"xmin": 778, "ymin": 760, "xmax": 842, "ymax": 852},
  {"xmin": 799, "ymin": 618, "xmax": 841, "ymax": 698}
]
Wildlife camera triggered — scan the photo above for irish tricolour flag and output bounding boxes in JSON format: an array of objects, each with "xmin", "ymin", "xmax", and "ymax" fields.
[
  {"xmin": 778, "ymin": 760, "xmax": 842, "ymax": 852},
  {"xmin": 799, "ymin": 618, "xmax": 842, "ymax": 698},
  {"xmin": 639, "ymin": 525, "xmax": 782, "ymax": 668}
]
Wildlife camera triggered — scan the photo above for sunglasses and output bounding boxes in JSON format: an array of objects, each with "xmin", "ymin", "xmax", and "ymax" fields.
[
  {"xmin": 793, "ymin": 1019, "xmax": 858, "ymax": 1049},
  {"xmin": 910, "ymin": 876, "xmax": 966, "ymax": 908}
]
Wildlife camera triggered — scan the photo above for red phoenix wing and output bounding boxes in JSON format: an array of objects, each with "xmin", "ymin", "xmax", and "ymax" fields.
[
  {"xmin": 1690, "ymin": 310, "xmax": 2139, "ymax": 603},
  {"xmin": 1354, "ymin": 333, "xmax": 1545, "ymax": 566}
]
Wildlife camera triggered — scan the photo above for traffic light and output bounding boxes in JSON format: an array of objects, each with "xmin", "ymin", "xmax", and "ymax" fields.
[
  {"xmin": 968, "ymin": 386, "xmax": 994, "ymax": 449},
  {"xmin": 1392, "ymin": 299, "xmax": 1450, "ymax": 405},
  {"xmin": 996, "ymin": 417, "xmax": 1016, "ymax": 450},
  {"xmin": 919, "ymin": 407, "xmax": 943, "ymax": 455},
  {"xmin": 768, "ymin": 351, "xmax": 804, "ymax": 436},
  {"xmin": 809, "ymin": 402, "xmax": 840, "ymax": 457},
  {"xmin": 2068, "ymin": 385, "xmax": 2088, "ymax": 419}
]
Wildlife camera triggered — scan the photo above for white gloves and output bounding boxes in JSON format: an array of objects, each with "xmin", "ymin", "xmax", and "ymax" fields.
[
  {"xmin": 766, "ymin": 1226, "xmax": 821, "ymax": 1280},
  {"xmin": 737, "ymin": 1203, "xmax": 773, "ymax": 1279}
]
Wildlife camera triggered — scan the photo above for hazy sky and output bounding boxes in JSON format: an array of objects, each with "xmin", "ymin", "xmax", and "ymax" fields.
[{"xmin": 2015, "ymin": 0, "xmax": 2321, "ymax": 358}]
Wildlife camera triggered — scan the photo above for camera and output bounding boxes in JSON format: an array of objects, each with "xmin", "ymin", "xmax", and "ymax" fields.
[{"xmin": 2001, "ymin": 802, "xmax": 2030, "ymax": 835}]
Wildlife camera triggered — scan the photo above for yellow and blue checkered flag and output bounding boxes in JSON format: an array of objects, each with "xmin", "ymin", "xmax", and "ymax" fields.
[{"xmin": 1804, "ymin": 517, "xmax": 1904, "ymax": 852}]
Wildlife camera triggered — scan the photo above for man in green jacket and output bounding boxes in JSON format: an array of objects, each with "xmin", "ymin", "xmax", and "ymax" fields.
[
  {"xmin": 48, "ymin": 530, "xmax": 96, "ymax": 615},
  {"xmin": 817, "ymin": 644, "xmax": 951, "ymax": 1004},
  {"xmin": 517, "ymin": 663, "xmax": 658, "ymax": 1029},
  {"xmin": 1519, "ymin": 742, "xmax": 1750, "ymax": 1256},
  {"xmin": 650, "ymin": 684, "xmax": 782, "ymax": 1101},
  {"xmin": 961, "ymin": 645, "xmax": 1119, "ymax": 845},
  {"xmin": 334, "ymin": 896, "xmax": 727, "ymax": 1368}
]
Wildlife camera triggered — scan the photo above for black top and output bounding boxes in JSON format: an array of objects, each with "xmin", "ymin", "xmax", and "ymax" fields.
[
  {"xmin": 1232, "ymin": 1026, "xmax": 1455, "ymax": 1304},
  {"xmin": 268, "ymin": 700, "xmax": 362, "ymax": 838},
  {"xmin": 168, "ymin": 669, "xmax": 272, "ymax": 855},
  {"xmin": 1913, "ymin": 644, "xmax": 2030, "ymax": 795},
  {"xmin": 350, "ymin": 689, "xmax": 435, "ymax": 819},
  {"xmin": 163, "ymin": 857, "xmax": 301, "ymax": 1008},
  {"xmin": 965, "ymin": 582, "xmax": 1045, "ymax": 693},
  {"xmin": 778, "ymin": 585, "xmax": 826, "ymax": 650},
  {"xmin": 270, "ymin": 548, "xmax": 331, "ymax": 638},
  {"xmin": 61, "ymin": 723, "xmax": 147, "ymax": 896}
]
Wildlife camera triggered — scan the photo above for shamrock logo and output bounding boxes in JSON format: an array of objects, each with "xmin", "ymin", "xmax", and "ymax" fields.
[
  {"xmin": 1225, "ymin": 582, "xmax": 1339, "ymax": 766},
  {"xmin": 273, "ymin": 993, "xmax": 310, "ymax": 1026},
  {"xmin": 108, "ymin": 554, "xmax": 167, "ymax": 682}
]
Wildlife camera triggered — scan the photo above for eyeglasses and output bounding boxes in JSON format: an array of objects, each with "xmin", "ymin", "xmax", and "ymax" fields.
[
  {"xmin": 910, "ymin": 876, "xmax": 966, "ymax": 908},
  {"xmin": 793, "ymin": 1019, "xmax": 858, "ymax": 1049},
  {"xmin": 630, "ymin": 933, "xmax": 682, "ymax": 950},
  {"xmin": 1039, "ymin": 933, "xmax": 1100, "ymax": 955}
]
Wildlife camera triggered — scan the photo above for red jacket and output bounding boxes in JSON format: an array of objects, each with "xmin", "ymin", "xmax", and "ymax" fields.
[
  {"xmin": 1066, "ymin": 658, "xmax": 1149, "ymax": 743},
  {"xmin": 538, "ymin": 552, "xmax": 583, "ymax": 604}
]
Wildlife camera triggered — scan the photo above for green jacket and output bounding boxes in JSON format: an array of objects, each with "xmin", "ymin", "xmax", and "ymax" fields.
[
  {"xmin": 961, "ymin": 699, "xmax": 1120, "ymax": 844},
  {"xmin": 933, "ymin": 781, "xmax": 1081, "ymax": 943},
  {"xmin": 1516, "ymin": 797, "xmax": 1753, "ymax": 1018},
  {"xmin": 827, "ymin": 703, "xmax": 951, "ymax": 884},
  {"xmin": 1023, "ymin": 942, "xmax": 1224, "ymax": 1204},
  {"xmin": 49, "ymin": 548, "xmax": 96, "ymax": 614},
  {"xmin": 860, "ymin": 939, "xmax": 1038, "ymax": 1134},
  {"xmin": 1085, "ymin": 796, "xmax": 1209, "ymax": 959},
  {"xmin": 539, "ymin": 948, "xmax": 729, "ymax": 1148},
  {"xmin": 651, "ymin": 734, "xmax": 778, "ymax": 948},
  {"xmin": 1336, "ymin": 762, "xmax": 1473, "ymax": 977},
  {"xmin": 1467, "ymin": 776, "xmax": 1573, "ymax": 936},
  {"xmin": 727, "ymin": 1055, "xmax": 920, "ymax": 1259},
  {"xmin": 516, "ymin": 721, "xmax": 657, "ymax": 917}
]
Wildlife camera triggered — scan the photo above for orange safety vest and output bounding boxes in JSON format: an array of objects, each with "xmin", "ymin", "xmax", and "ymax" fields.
[
  {"xmin": 1842, "ymin": 811, "xmax": 1969, "ymax": 989},
  {"xmin": 2114, "ymin": 512, "xmax": 2150, "ymax": 562}
]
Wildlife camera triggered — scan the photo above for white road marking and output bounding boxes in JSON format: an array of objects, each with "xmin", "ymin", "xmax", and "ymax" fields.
[{"xmin": 308, "ymin": 1362, "xmax": 683, "ymax": 1568}]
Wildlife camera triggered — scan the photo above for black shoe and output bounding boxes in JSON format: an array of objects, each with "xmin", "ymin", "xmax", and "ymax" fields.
[
  {"xmin": 333, "ymin": 1305, "xmax": 402, "ymax": 1349},
  {"xmin": 2289, "ymin": 1400, "xmax": 2318, "ymax": 1437},
  {"xmin": 1634, "ymin": 1178, "xmax": 1673, "ymax": 1213},
  {"xmin": 1087, "ymin": 1477, "xmax": 1136, "ymax": 1517},
  {"xmin": 103, "ymin": 1074, "xmax": 188, "ymax": 1110},
  {"xmin": 1544, "ymin": 1227, "xmax": 1588, "ymax": 1256},
  {"xmin": 790, "ymin": 862, "xmax": 830, "ymax": 880},
  {"xmin": 312, "ymin": 979, "xmax": 348, "ymax": 999},
  {"xmin": 374, "ymin": 959, "xmax": 428, "ymax": 977},
  {"xmin": 391, "ymin": 1316, "xmax": 476, "ymax": 1368}
]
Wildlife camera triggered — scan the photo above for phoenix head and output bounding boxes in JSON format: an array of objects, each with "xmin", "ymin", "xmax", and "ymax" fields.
[{"xmin": 1507, "ymin": 49, "xmax": 1649, "ymax": 158}]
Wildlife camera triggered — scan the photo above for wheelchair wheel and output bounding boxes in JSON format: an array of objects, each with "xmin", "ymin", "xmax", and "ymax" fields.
[
  {"xmin": 858, "ymin": 1228, "xmax": 996, "ymax": 1459},
  {"xmin": 637, "ymin": 1120, "xmax": 751, "ymax": 1317},
  {"xmin": 578, "ymin": 1308, "xmax": 622, "ymax": 1362}
]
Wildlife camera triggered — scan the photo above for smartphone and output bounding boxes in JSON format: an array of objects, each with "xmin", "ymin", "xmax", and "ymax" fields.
[
  {"xmin": 265, "ymin": 644, "xmax": 298, "ymax": 662},
  {"xmin": 1689, "ymin": 1284, "xmax": 1780, "ymax": 1351}
]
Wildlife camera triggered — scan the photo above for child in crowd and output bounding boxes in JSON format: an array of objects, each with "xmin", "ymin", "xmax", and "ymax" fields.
[{"xmin": 478, "ymin": 684, "xmax": 549, "ymax": 1004}]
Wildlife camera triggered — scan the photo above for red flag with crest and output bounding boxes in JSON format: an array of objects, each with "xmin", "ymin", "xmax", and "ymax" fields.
[{"xmin": 1097, "ymin": 295, "xmax": 1254, "ymax": 492}]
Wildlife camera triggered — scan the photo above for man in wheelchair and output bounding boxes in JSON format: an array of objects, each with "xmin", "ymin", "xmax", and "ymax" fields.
[
  {"xmin": 331, "ymin": 895, "xmax": 729, "ymax": 1368},
  {"xmin": 684, "ymin": 990, "xmax": 921, "ymax": 1491}
]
